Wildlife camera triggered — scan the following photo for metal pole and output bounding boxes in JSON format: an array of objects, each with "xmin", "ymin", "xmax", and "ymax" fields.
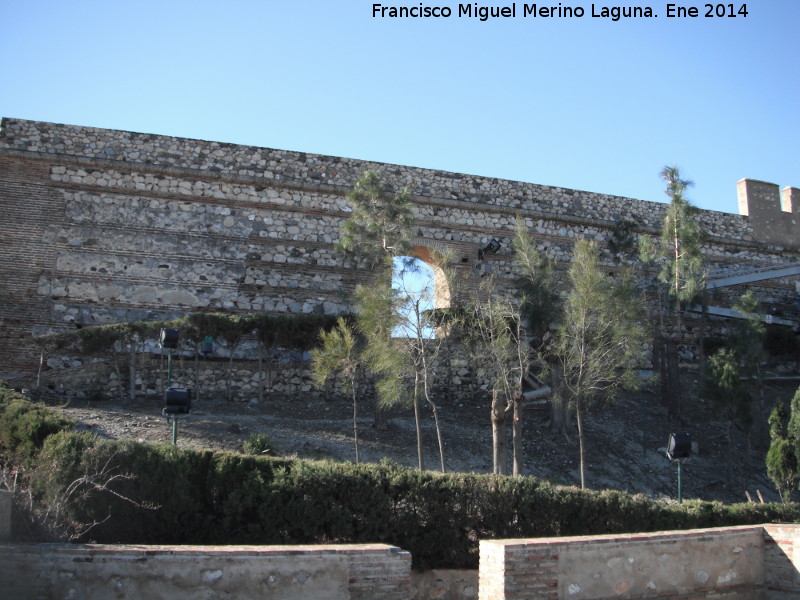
[
  {"xmin": 167, "ymin": 350, "xmax": 173, "ymax": 388},
  {"xmin": 172, "ymin": 417, "xmax": 178, "ymax": 445},
  {"xmin": 677, "ymin": 460, "xmax": 683, "ymax": 504}
]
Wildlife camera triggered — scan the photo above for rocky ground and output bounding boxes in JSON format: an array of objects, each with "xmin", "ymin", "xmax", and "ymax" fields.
[{"xmin": 45, "ymin": 372, "xmax": 798, "ymax": 506}]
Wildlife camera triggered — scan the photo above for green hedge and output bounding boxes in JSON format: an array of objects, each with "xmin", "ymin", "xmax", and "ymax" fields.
[
  {"xmin": 3, "ymin": 387, "xmax": 800, "ymax": 569},
  {"xmin": 0, "ymin": 386, "xmax": 73, "ymax": 462}
]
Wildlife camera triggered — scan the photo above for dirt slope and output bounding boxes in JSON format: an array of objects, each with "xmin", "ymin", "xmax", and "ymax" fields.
[{"xmin": 49, "ymin": 376, "xmax": 792, "ymax": 505}]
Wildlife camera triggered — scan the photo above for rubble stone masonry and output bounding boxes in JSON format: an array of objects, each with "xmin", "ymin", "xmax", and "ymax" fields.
[{"xmin": 1, "ymin": 118, "xmax": 798, "ymax": 390}]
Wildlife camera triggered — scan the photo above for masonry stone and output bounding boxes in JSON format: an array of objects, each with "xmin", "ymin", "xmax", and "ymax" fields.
[{"xmin": 0, "ymin": 118, "xmax": 798, "ymax": 396}]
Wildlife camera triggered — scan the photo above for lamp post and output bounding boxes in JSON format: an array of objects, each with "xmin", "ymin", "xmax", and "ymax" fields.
[
  {"xmin": 666, "ymin": 432, "xmax": 692, "ymax": 504},
  {"xmin": 159, "ymin": 328, "xmax": 179, "ymax": 387},
  {"xmin": 159, "ymin": 329, "xmax": 191, "ymax": 444}
]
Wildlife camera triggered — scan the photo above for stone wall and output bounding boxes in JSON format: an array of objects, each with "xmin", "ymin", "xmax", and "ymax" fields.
[
  {"xmin": 763, "ymin": 524, "xmax": 800, "ymax": 598},
  {"xmin": 738, "ymin": 179, "xmax": 800, "ymax": 250},
  {"xmin": 2, "ymin": 525, "xmax": 799, "ymax": 599},
  {"xmin": 478, "ymin": 526, "xmax": 772, "ymax": 599},
  {"xmin": 1, "ymin": 118, "xmax": 799, "ymax": 388},
  {"xmin": 0, "ymin": 543, "xmax": 412, "ymax": 600}
]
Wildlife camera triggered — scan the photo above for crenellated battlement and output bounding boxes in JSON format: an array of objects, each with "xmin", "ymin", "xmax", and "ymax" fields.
[{"xmin": 738, "ymin": 178, "xmax": 800, "ymax": 249}]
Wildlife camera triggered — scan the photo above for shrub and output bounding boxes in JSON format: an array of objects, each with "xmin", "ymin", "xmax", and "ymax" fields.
[
  {"xmin": 243, "ymin": 432, "xmax": 273, "ymax": 455},
  {"xmin": 0, "ymin": 388, "xmax": 73, "ymax": 461},
  {"xmin": 6, "ymin": 392, "xmax": 800, "ymax": 569}
]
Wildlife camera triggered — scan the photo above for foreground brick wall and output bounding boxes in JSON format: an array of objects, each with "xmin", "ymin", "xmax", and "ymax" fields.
[
  {"xmin": 2, "ymin": 525, "xmax": 799, "ymax": 599},
  {"xmin": 479, "ymin": 526, "xmax": 767, "ymax": 600},
  {"xmin": 763, "ymin": 524, "xmax": 800, "ymax": 599},
  {"xmin": 0, "ymin": 543, "xmax": 411, "ymax": 600}
]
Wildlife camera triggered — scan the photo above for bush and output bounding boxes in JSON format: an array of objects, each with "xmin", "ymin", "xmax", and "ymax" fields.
[
  {"xmin": 243, "ymin": 432, "xmax": 273, "ymax": 455},
  {"xmin": 5, "ymin": 393, "xmax": 800, "ymax": 569},
  {"xmin": 0, "ymin": 387, "xmax": 73, "ymax": 461}
]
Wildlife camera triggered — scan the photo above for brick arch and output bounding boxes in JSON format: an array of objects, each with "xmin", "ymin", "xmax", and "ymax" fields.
[{"xmin": 405, "ymin": 245, "xmax": 452, "ymax": 310}]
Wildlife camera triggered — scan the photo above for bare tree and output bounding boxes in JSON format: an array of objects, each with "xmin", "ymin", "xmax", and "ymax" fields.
[{"xmin": 392, "ymin": 254, "xmax": 450, "ymax": 472}]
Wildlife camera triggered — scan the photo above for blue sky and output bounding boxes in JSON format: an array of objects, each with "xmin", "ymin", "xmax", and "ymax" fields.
[{"xmin": 1, "ymin": 1, "xmax": 797, "ymax": 214}]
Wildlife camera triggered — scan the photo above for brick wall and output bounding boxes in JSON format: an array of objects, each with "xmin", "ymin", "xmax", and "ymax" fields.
[
  {"xmin": 2, "ymin": 525, "xmax": 799, "ymax": 599},
  {"xmin": 763, "ymin": 524, "xmax": 800, "ymax": 599},
  {"xmin": 0, "ymin": 542, "xmax": 412, "ymax": 600},
  {"xmin": 479, "ymin": 526, "xmax": 766, "ymax": 600}
]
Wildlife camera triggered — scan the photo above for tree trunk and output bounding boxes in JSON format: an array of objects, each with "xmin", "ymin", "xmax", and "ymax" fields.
[
  {"xmin": 667, "ymin": 341, "xmax": 681, "ymax": 423},
  {"xmin": 112, "ymin": 349, "xmax": 125, "ymax": 402},
  {"xmin": 698, "ymin": 290, "xmax": 708, "ymax": 379},
  {"xmin": 226, "ymin": 354, "xmax": 234, "ymax": 402},
  {"xmin": 549, "ymin": 363, "xmax": 569, "ymax": 438},
  {"xmin": 258, "ymin": 343, "xmax": 264, "ymax": 404},
  {"xmin": 193, "ymin": 350, "xmax": 201, "ymax": 404},
  {"xmin": 413, "ymin": 374, "xmax": 425, "ymax": 471},
  {"xmin": 159, "ymin": 352, "xmax": 164, "ymax": 396},
  {"xmin": 128, "ymin": 346, "xmax": 136, "ymax": 401},
  {"xmin": 432, "ymin": 402, "xmax": 446, "ymax": 474},
  {"xmin": 36, "ymin": 347, "xmax": 45, "ymax": 391},
  {"xmin": 512, "ymin": 392, "xmax": 523, "ymax": 476},
  {"xmin": 576, "ymin": 398, "xmax": 586, "ymax": 489},
  {"xmin": 374, "ymin": 403, "xmax": 389, "ymax": 431},
  {"xmin": 726, "ymin": 417, "xmax": 734, "ymax": 492},
  {"xmin": 756, "ymin": 364, "xmax": 767, "ymax": 446},
  {"xmin": 492, "ymin": 389, "xmax": 507, "ymax": 475},
  {"xmin": 351, "ymin": 382, "xmax": 360, "ymax": 464}
]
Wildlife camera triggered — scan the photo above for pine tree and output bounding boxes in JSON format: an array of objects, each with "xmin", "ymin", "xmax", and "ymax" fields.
[
  {"xmin": 553, "ymin": 239, "xmax": 648, "ymax": 489},
  {"xmin": 702, "ymin": 347, "xmax": 753, "ymax": 490},
  {"xmin": 467, "ymin": 282, "xmax": 529, "ymax": 475},
  {"xmin": 766, "ymin": 397, "xmax": 799, "ymax": 503},
  {"xmin": 641, "ymin": 166, "xmax": 705, "ymax": 422},
  {"xmin": 337, "ymin": 170, "xmax": 415, "ymax": 271},
  {"xmin": 311, "ymin": 317, "xmax": 364, "ymax": 463},
  {"xmin": 658, "ymin": 166, "xmax": 705, "ymax": 333},
  {"xmin": 337, "ymin": 170, "xmax": 417, "ymax": 430}
]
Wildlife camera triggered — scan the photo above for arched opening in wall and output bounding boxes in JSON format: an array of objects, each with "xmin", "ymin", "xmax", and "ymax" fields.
[{"xmin": 392, "ymin": 248, "xmax": 451, "ymax": 339}]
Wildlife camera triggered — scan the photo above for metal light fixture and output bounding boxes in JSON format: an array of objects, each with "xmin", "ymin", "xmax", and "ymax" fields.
[
  {"xmin": 478, "ymin": 239, "xmax": 502, "ymax": 260},
  {"xmin": 157, "ymin": 328, "xmax": 190, "ymax": 444},
  {"xmin": 159, "ymin": 328, "xmax": 179, "ymax": 349},
  {"xmin": 164, "ymin": 388, "xmax": 192, "ymax": 415},
  {"xmin": 667, "ymin": 432, "xmax": 692, "ymax": 460},
  {"xmin": 163, "ymin": 387, "xmax": 192, "ymax": 445},
  {"xmin": 666, "ymin": 432, "xmax": 692, "ymax": 503}
]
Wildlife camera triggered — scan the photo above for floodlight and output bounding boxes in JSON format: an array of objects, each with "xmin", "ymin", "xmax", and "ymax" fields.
[
  {"xmin": 159, "ymin": 328, "xmax": 179, "ymax": 349},
  {"xmin": 478, "ymin": 239, "xmax": 502, "ymax": 260}
]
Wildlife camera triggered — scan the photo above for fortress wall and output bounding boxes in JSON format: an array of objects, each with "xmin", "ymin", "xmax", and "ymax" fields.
[
  {"xmin": 0, "ymin": 118, "xmax": 755, "ymax": 238},
  {"xmin": 738, "ymin": 179, "xmax": 800, "ymax": 250},
  {"xmin": 1, "ymin": 118, "xmax": 798, "ymax": 385}
]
